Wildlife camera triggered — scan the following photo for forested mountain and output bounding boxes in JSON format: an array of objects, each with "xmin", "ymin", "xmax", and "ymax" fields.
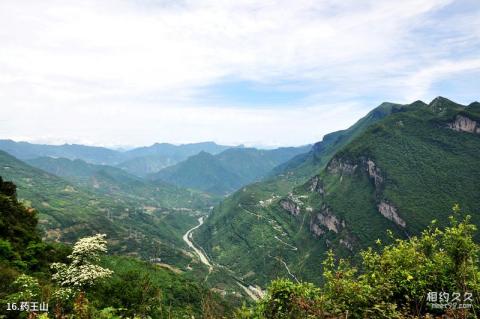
[
  {"xmin": 151, "ymin": 151, "xmax": 242, "ymax": 195},
  {"xmin": 24, "ymin": 156, "xmax": 211, "ymax": 204},
  {"xmin": 151, "ymin": 146, "xmax": 311, "ymax": 195},
  {"xmin": 0, "ymin": 150, "xmax": 216, "ymax": 266},
  {"xmin": 124, "ymin": 141, "xmax": 234, "ymax": 158},
  {"xmin": 196, "ymin": 97, "xmax": 480, "ymax": 286},
  {"xmin": 26, "ymin": 157, "xmax": 142, "ymax": 183}
]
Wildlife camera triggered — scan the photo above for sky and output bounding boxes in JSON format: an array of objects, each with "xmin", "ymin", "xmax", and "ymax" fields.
[{"xmin": 0, "ymin": 0, "xmax": 479, "ymax": 148}]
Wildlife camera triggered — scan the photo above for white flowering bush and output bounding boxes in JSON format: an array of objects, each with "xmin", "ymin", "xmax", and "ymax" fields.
[
  {"xmin": 51, "ymin": 234, "xmax": 113, "ymax": 290},
  {"xmin": 6, "ymin": 274, "xmax": 40, "ymax": 302},
  {"xmin": 51, "ymin": 287, "xmax": 75, "ymax": 303}
]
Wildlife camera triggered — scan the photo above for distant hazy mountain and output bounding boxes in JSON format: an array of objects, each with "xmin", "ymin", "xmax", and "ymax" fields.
[
  {"xmin": 124, "ymin": 141, "xmax": 234, "ymax": 158},
  {"xmin": 26, "ymin": 157, "xmax": 145, "ymax": 194},
  {"xmin": 0, "ymin": 140, "xmax": 124, "ymax": 164},
  {"xmin": 118, "ymin": 142, "xmax": 237, "ymax": 176},
  {"xmin": 0, "ymin": 140, "xmax": 237, "ymax": 175},
  {"xmin": 150, "ymin": 146, "xmax": 311, "ymax": 195}
]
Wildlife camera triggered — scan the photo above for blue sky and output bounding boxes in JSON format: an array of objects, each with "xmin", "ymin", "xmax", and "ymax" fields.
[
  {"xmin": 199, "ymin": 80, "xmax": 309, "ymax": 106},
  {"xmin": 0, "ymin": 0, "xmax": 479, "ymax": 147}
]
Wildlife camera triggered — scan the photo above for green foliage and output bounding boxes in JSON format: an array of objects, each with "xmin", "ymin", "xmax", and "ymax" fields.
[
  {"xmin": 88, "ymin": 256, "xmax": 232, "ymax": 318},
  {"xmin": 249, "ymin": 279, "xmax": 324, "ymax": 319},
  {"xmin": 5, "ymin": 274, "xmax": 41, "ymax": 303},
  {"xmin": 0, "ymin": 177, "xmax": 39, "ymax": 253},
  {"xmin": 241, "ymin": 210, "xmax": 480, "ymax": 318}
]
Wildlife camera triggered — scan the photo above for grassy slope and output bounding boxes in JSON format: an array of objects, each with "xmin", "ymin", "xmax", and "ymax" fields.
[{"xmin": 196, "ymin": 97, "xmax": 480, "ymax": 287}]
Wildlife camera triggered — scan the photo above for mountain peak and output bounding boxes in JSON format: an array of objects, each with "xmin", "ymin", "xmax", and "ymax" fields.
[
  {"xmin": 468, "ymin": 101, "xmax": 480, "ymax": 108},
  {"xmin": 429, "ymin": 96, "xmax": 455, "ymax": 107},
  {"xmin": 410, "ymin": 100, "xmax": 428, "ymax": 107},
  {"xmin": 196, "ymin": 150, "xmax": 215, "ymax": 157}
]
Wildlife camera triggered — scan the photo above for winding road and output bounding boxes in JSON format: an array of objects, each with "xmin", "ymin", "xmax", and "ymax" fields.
[
  {"xmin": 182, "ymin": 216, "xmax": 265, "ymax": 301},
  {"xmin": 182, "ymin": 216, "xmax": 213, "ymax": 271}
]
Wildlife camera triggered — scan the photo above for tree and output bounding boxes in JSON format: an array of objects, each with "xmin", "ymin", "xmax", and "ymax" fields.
[
  {"xmin": 51, "ymin": 234, "xmax": 113, "ymax": 319},
  {"xmin": 51, "ymin": 234, "xmax": 112, "ymax": 290}
]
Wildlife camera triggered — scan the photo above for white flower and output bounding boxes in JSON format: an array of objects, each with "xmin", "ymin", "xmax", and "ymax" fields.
[{"xmin": 51, "ymin": 234, "xmax": 113, "ymax": 290}]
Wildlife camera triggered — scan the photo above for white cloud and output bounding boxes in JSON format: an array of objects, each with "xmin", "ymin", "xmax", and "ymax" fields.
[
  {"xmin": 0, "ymin": 0, "xmax": 478, "ymax": 146},
  {"xmin": 405, "ymin": 58, "xmax": 480, "ymax": 101},
  {"xmin": 1, "ymin": 101, "xmax": 366, "ymax": 147}
]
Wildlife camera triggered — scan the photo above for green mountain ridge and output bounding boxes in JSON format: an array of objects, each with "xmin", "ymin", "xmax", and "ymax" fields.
[
  {"xmin": 152, "ymin": 151, "xmax": 242, "ymax": 195},
  {"xmin": 0, "ymin": 140, "xmax": 124, "ymax": 165},
  {"xmin": 151, "ymin": 146, "xmax": 311, "ymax": 195},
  {"xmin": 119, "ymin": 141, "xmax": 237, "ymax": 176},
  {"xmin": 24, "ymin": 156, "xmax": 211, "ymax": 205},
  {"xmin": 196, "ymin": 97, "xmax": 480, "ymax": 287},
  {"xmin": 0, "ymin": 140, "xmax": 237, "ymax": 176}
]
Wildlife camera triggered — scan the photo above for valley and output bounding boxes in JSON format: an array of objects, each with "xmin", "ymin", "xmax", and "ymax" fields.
[
  {"xmin": 1, "ymin": 97, "xmax": 479, "ymax": 318},
  {"xmin": 2, "ymin": 2, "xmax": 479, "ymax": 317},
  {"xmin": 0, "ymin": 139, "xmax": 308, "ymax": 305}
]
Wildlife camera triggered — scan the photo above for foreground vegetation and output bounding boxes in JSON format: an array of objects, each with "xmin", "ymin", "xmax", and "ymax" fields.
[
  {"xmin": 0, "ymin": 177, "xmax": 232, "ymax": 319},
  {"xmin": 237, "ymin": 205, "xmax": 479, "ymax": 318},
  {"xmin": 3, "ymin": 169, "xmax": 479, "ymax": 318}
]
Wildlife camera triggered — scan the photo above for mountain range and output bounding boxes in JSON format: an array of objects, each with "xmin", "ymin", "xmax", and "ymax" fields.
[
  {"xmin": 0, "ymin": 138, "xmax": 310, "ymax": 284},
  {"xmin": 150, "ymin": 146, "xmax": 311, "ymax": 195},
  {"xmin": 1, "ymin": 96, "xmax": 479, "ymax": 298},
  {"xmin": 0, "ymin": 138, "xmax": 313, "ymax": 301},
  {"xmin": 196, "ymin": 97, "xmax": 480, "ymax": 286},
  {"xmin": 0, "ymin": 140, "xmax": 236, "ymax": 176}
]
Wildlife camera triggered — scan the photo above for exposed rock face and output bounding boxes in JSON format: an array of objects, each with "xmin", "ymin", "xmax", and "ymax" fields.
[
  {"xmin": 310, "ymin": 204, "xmax": 343, "ymax": 237},
  {"xmin": 448, "ymin": 115, "xmax": 480, "ymax": 134},
  {"xmin": 378, "ymin": 201, "xmax": 406, "ymax": 227},
  {"xmin": 309, "ymin": 176, "xmax": 325, "ymax": 194},
  {"xmin": 310, "ymin": 223, "xmax": 325, "ymax": 237},
  {"xmin": 340, "ymin": 238, "xmax": 353, "ymax": 251},
  {"xmin": 329, "ymin": 158, "xmax": 384, "ymax": 189},
  {"xmin": 366, "ymin": 159, "xmax": 383, "ymax": 187},
  {"xmin": 280, "ymin": 199, "xmax": 301, "ymax": 216},
  {"xmin": 327, "ymin": 158, "xmax": 357, "ymax": 174}
]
